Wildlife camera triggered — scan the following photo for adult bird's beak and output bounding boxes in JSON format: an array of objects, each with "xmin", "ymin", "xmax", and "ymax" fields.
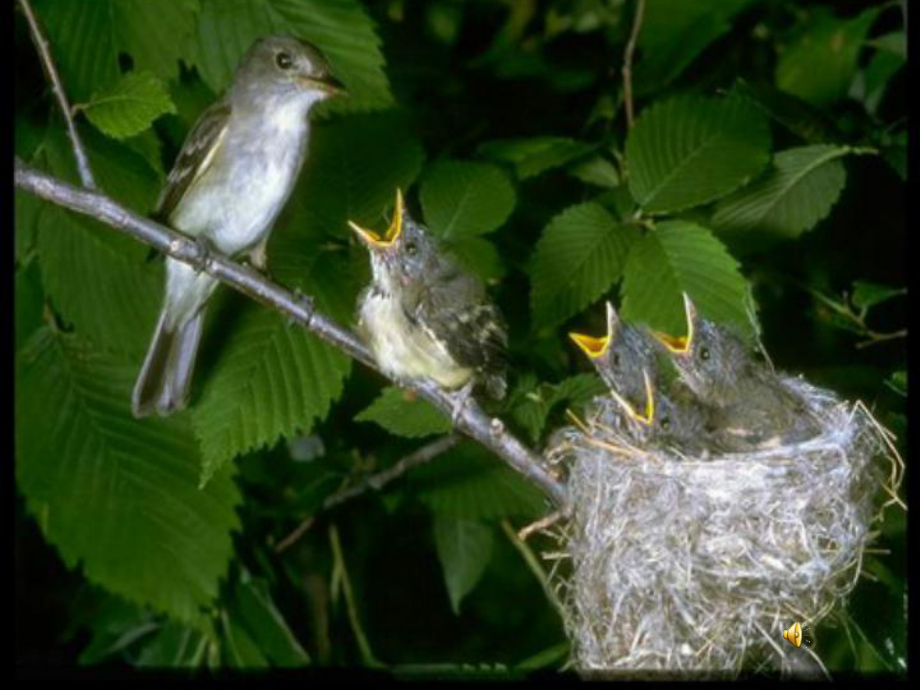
[
  {"xmin": 299, "ymin": 74, "xmax": 347, "ymax": 96},
  {"xmin": 348, "ymin": 189, "xmax": 404, "ymax": 249},
  {"xmin": 652, "ymin": 292, "xmax": 696, "ymax": 355}
]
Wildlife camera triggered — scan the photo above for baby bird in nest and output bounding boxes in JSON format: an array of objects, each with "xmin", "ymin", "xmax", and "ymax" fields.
[{"xmin": 652, "ymin": 293, "xmax": 821, "ymax": 452}]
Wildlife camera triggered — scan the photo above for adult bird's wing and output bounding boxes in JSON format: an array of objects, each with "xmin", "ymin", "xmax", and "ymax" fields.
[{"xmin": 154, "ymin": 98, "xmax": 232, "ymax": 224}]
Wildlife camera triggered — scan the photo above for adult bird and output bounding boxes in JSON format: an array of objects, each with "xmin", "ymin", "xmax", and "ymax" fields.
[{"xmin": 132, "ymin": 35, "xmax": 345, "ymax": 417}]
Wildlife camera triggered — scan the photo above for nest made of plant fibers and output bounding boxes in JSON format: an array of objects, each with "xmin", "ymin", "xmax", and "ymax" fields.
[{"xmin": 542, "ymin": 376, "xmax": 904, "ymax": 679}]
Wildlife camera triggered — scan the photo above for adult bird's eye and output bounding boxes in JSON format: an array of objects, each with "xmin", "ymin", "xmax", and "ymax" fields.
[
  {"xmin": 700, "ymin": 347, "xmax": 711, "ymax": 361},
  {"xmin": 661, "ymin": 417, "xmax": 671, "ymax": 429},
  {"xmin": 405, "ymin": 242, "xmax": 417, "ymax": 256},
  {"xmin": 611, "ymin": 353, "xmax": 621, "ymax": 368},
  {"xmin": 276, "ymin": 52, "xmax": 294, "ymax": 70}
]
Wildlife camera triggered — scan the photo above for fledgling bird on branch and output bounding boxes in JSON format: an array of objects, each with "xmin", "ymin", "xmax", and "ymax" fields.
[
  {"xmin": 350, "ymin": 190, "xmax": 508, "ymax": 417},
  {"xmin": 569, "ymin": 301, "xmax": 716, "ymax": 455},
  {"xmin": 653, "ymin": 293, "xmax": 821, "ymax": 451},
  {"xmin": 132, "ymin": 35, "xmax": 346, "ymax": 417}
]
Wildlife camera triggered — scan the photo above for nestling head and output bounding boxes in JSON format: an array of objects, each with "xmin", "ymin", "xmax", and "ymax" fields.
[{"xmin": 349, "ymin": 189, "xmax": 439, "ymax": 288}]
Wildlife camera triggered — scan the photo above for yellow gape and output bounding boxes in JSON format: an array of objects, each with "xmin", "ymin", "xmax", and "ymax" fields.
[{"xmin": 348, "ymin": 188, "xmax": 404, "ymax": 248}]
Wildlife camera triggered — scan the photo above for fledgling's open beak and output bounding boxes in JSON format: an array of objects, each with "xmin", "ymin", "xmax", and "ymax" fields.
[
  {"xmin": 348, "ymin": 189, "xmax": 404, "ymax": 250},
  {"xmin": 609, "ymin": 369, "xmax": 656, "ymax": 426},
  {"xmin": 653, "ymin": 292, "xmax": 696, "ymax": 355},
  {"xmin": 569, "ymin": 301, "xmax": 618, "ymax": 359}
]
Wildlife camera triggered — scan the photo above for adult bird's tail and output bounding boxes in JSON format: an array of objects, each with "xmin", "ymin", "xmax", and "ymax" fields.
[{"xmin": 131, "ymin": 306, "xmax": 205, "ymax": 418}]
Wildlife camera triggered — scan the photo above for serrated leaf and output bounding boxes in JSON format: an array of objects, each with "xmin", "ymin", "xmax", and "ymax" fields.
[
  {"xmin": 31, "ymin": 0, "xmax": 199, "ymax": 101},
  {"xmin": 567, "ymin": 154, "xmax": 620, "ymax": 188},
  {"xmin": 192, "ymin": 303, "xmax": 351, "ymax": 487},
  {"xmin": 193, "ymin": 0, "xmax": 391, "ymax": 112},
  {"xmin": 509, "ymin": 374, "xmax": 607, "ymax": 443},
  {"xmin": 850, "ymin": 281, "xmax": 906, "ymax": 312},
  {"xmin": 231, "ymin": 574, "xmax": 310, "ymax": 667},
  {"xmin": 776, "ymin": 6, "xmax": 881, "ymax": 107},
  {"xmin": 15, "ymin": 262, "xmax": 44, "ymax": 354},
  {"xmin": 16, "ymin": 329, "xmax": 241, "ymax": 623},
  {"xmin": 476, "ymin": 137, "xmax": 594, "ymax": 179},
  {"xmin": 620, "ymin": 221, "xmax": 753, "ymax": 337},
  {"xmin": 433, "ymin": 516, "xmax": 494, "ymax": 615},
  {"xmin": 626, "ymin": 95, "xmax": 771, "ymax": 213},
  {"xmin": 420, "ymin": 160, "xmax": 516, "ymax": 240},
  {"xmin": 530, "ymin": 203, "xmax": 639, "ymax": 330},
  {"xmin": 355, "ymin": 386, "xmax": 451, "ymax": 438},
  {"xmin": 712, "ymin": 145, "xmax": 849, "ymax": 238},
  {"xmin": 83, "ymin": 71, "xmax": 176, "ymax": 140},
  {"xmin": 635, "ymin": 0, "xmax": 756, "ymax": 94},
  {"xmin": 37, "ymin": 204, "xmax": 162, "ymax": 358},
  {"xmin": 412, "ymin": 442, "xmax": 548, "ymax": 520},
  {"xmin": 448, "ymin": 236, "xmax": 506, "ymax": 283}
]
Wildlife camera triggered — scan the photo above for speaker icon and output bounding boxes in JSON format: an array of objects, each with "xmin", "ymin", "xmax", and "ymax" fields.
[{"xmin": 783, "ymin": 622, "xmax": 813, "ymax": 648}]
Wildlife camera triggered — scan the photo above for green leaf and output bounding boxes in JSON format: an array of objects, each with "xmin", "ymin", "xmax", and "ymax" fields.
[
  {"xmin": 193, "ymin": 0, "xmax": 392, "ymax": 112},
  {"xmin": 635, "ymin": 0, "xmax": 756, "ymax": 94},
  {"xmin": 433, "ymin": 516, "xmax": 494, "ymax": 615},
  {"xmin": 620, "ymin": 221, "xmax": 754, "ymax": 338},
  {"xmin": 626, "ymin": 95, "xmax": 771, "ymax": 214},
  {"xmin": 31, "ymin": 0, "xmax": 200, "ymax": 101},
  {"xmin": 567, "ymin": 154, "xmax": 620, "ymax": 188},
  {"xmin": 15, "ymin": 190, "xmax": 42, "ymax": 264},
  {"xmin": 420, "ymin": 160, "xmax": 516, "ymax": 240},
  {"xmin": 136, "ymin": 621, "xmax": 211, "ymax": 668},
  {"xmin": 508, "ymin": 374, "xmax": 607, "ymax": 443},
  {"xmin": 83, "ymin": 71, "xmax": 176, "ymax": 140},
  {"xmin": 530, "ymin": 203, "xmax": 640, "ymax": 330},
  {"xmin": 37, "ymin": 205, "xmax": 162, "ymax": 358},
  {"xmin": 231, "ymin": 574, "xmax": 310, "ymax": 667},
  {"xmin": 412, "ymin": 442, "xmax": 548, "ymax": 520},
  {"xmin": 221, "ymin": 613, "xmax": 269, "ymax": 668},
  {"xmin": 886, "ymin": 370, "xmax": 906, "ymax": 397},
  {"xmin": 852, "ymin": 47, "xmax": 905, "ymax": 115},
  {"xmin": 711, "ymin": 145, "xmax": 849, "ymax": 238},
  {"xmin": 730, "ymin": 78, "xmax": 840, "ymax": 144},
  {"xmin": 850, "ymin": 281, "xmax": 906, "ymax": 312},
  {"xmin": 775, "ymin": 6, "xmax": 881, "ymax": 107},
  {"xmin": 476, "ymin": 137, "xmax": 594, "ymax": 179},
  {"xmin": 356, "ymin": 387, "xmax": 451, "ymax": 439},
  {"xmin": 192, "ymin": 303, "xmax": 351, "ymax": 487},
  {"xmin": 447, "ymin": 236, "xmax": 506, "ymax": 283},
  {"xmin": 15, "ymin": 262, "xmax": 45, "ymax": 354},
  {"xmin": 16, "ymin": 329, "xmax": 241, "ymax": 623},
  {"xmin": 881, "ymin": 131, "xmax": 907, "ymax": 181}
]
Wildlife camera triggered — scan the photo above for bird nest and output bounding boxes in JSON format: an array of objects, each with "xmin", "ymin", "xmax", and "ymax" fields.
[{"xmin": 543, "ymin": 376, "xmax": 904, "ymax": 679}]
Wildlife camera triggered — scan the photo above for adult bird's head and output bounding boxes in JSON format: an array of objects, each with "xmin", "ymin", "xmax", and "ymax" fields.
[{"xmin": 233, "ymin": 35, "xmax": 346, "ymax": 103}]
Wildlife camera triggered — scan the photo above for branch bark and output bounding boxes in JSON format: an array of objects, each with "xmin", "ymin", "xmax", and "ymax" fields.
[
  {"xmin": 17, "ymin": 0, "xmax": 97, "ymax": 190},
  {"xmin": 14, "ymin": 159, "xmax": 570, "ymax": 510}
]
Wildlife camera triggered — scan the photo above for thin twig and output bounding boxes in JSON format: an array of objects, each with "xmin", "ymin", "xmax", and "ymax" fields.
[
  {"xmin": 17, "ymin": 0, "xmax": 96, "ymax": 190},
  {"xmin": 14, "ymin": 160, "xmax": 569, "ymax": 510},
  {"xmin": 328, "ymin": 524, "xmax": 383, "ymax": 668},
  {"xmin": 621, "ymin": 0, "xmax": 646, "ymax": 130},
  {"xmin": 275, "ymin": 434, "xmax": 460, "ymax": 554},
  {"xmin": 500, "ymin": 520, "xmax": 566, "ymax": 621}
]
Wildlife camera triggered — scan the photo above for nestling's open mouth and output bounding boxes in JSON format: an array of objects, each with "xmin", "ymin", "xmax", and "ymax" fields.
[{"xmin": 348, "ymin": 189, "xmax": 404, "ymax": 249}]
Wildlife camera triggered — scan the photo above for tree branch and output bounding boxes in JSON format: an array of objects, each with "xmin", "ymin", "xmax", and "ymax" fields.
[
  {"xmin": 17, "ymin": 0, "xmax": 97, "ymax": 190},
  {"xmin": 14, "ymin": 159, "xmax": 569, "ymax": 510},
  {"xmin": 274, "ymin": 434, "xmax": 461, "ymax": 553},
  {"xmin": 622, "ymin": 0, "xmax": 646, "ymax": 130}
]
